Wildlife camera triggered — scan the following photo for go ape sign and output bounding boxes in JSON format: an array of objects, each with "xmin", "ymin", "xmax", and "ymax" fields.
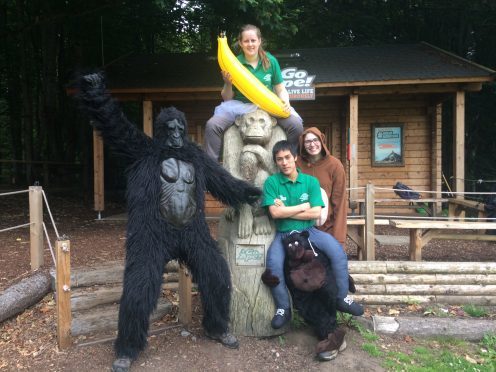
[{"xmin": 282, "ymin": 67, "xmax": 316, "ymax": 100}]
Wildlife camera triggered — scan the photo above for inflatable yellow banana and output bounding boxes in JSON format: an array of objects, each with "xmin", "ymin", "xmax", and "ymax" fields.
[{"xmin": 217, "ymin": 35, "xmax": 290, "ymax": 118}]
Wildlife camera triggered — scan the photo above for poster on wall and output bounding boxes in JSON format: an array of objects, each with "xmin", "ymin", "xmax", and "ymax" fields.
[{"xmin": 372, "ymin": 123, "xmax": 404, "ymax": 167}]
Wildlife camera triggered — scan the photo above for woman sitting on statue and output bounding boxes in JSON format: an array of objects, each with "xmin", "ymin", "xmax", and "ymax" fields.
[{"xmin": 204, "ymin": 24, "xmax": 303, "ymax": 161}]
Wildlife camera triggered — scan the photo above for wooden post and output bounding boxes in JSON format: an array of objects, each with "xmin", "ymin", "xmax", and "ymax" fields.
[
  {"xmin": 453, "ymin": 91, "xmax": 465, "ymax": 200},
  {"xmin": 409, "ymin": 229, "xmax": 423, "ymax": 261},
  {"xmin": 143, "ymin": 100, "xmax": 153, "ymax": 137},
  {"xmin": 348, "ymin": 95, "xmax": 359, "ymax": 202},
  {"xmin": 178, "ymin": 265, "xmax": 192, "ymax": 325},
  {"xmin": 364, "ymin": 182, "xmax": 375, "ymax": 260},
  {"xmin": 93, "ymin": 129, "xmax": 104, "ymax": 212},
  {"xmin": 56, "ymin": 239, "xmax": 72, "ymax": 349},
  {"xmin": 29, "ymin": 186, "xmax": 44, "ymax": 270}
]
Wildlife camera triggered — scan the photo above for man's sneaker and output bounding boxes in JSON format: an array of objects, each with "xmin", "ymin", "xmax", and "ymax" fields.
[
  {"xmin": 271, "ymin": 308, "xmax": 291, "ymax": 329},
  {"xmin": 316, "ymin": 340, "xmax": 347, "ymax": 361},
  {"xmin": 205, "ymin": 330, "xmax": 239, "ymax": 349},
  {"xmin": 337, "ymin": 296, "xmax": 364, "ymax": 316}
]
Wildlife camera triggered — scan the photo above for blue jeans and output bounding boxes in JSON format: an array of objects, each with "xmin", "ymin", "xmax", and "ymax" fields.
[{"xmin": 266, "ymin": 226, "xmax": 349, "ymax": 310}]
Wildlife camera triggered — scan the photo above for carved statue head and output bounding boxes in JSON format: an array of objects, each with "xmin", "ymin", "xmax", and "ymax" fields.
[{"xmin": 234, "ymin": 109, "xmax": 277, "ymax": 145}]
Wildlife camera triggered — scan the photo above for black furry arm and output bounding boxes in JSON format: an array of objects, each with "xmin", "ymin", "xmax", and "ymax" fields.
[
  {"xmin": 200, "ymin": 150, "xmax": 261, "ymax": 208},
  {"xmin": 76, "ymin": 73, "xmax": 152, "ymax": 160}
]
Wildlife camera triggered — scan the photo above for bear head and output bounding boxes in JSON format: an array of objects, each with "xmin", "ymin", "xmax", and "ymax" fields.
[{"xmin": 282, "ymin": 230, "xmax": 310, "ymax": 261}]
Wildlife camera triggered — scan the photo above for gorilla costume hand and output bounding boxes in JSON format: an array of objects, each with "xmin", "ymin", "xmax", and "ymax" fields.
[
  {"xmin": 77, "ymin": 72, "xmax": 107, "ymax": 105},
  {"xmin": 244, "ymin": 185, "xmax": 262, "ymax": 205}
]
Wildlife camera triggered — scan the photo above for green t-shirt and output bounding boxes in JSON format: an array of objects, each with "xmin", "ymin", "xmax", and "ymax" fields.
[
  {"xmin": 233, "ymin": 52, "xmax": 284, "ymax": 103},
  {"xmin": 262, "ymin": 170, "xmax": 324, "ymax": 233}
]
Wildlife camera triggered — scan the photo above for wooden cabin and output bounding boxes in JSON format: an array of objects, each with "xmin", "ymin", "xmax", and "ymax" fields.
[{"xmin": 94, "ymin": 42, "xmax": 494, "ymax": 216}]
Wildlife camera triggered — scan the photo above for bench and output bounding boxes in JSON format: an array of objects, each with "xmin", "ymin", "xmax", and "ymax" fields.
[
  {"xmin": 353, "ymin": 198, "xmax": 447, "ymax": 217},
  {"xmin": 347, "ymin": 218, "xmax": 389, "ymax": 260},
  {"xmin": 390, "ymin": 219, "xmax": 496, "ymax": 261},
  {"xmin": 448, "ymin": 198, "xmax": 487, "ymax": 220}
]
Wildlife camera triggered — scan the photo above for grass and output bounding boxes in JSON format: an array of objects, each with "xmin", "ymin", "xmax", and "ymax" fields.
[
  {"xmin": 463, "ymin": 304, "xmax": 488, "ymax": 317},
  {"xmin": 352, "ymin": 319, "xmax": 496, "ymax": 371}
]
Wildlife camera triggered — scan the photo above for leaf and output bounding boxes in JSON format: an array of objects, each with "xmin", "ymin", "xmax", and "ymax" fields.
[
  {"xmin": 464, "ymin": 355, "xmax": 478, "ymax": 364},
  {"xmin": 388, "ymin": 309, "xmax": 400, "ymax": 316}
]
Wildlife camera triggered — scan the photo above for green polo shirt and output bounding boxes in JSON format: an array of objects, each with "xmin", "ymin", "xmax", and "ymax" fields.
[
  {"xmin": 233, "ymin": 52, "xmax": 284, "ymax": 103},
  {"xmin": 262, "ymin": 170, "xmax": 324, "ymax": 232}
]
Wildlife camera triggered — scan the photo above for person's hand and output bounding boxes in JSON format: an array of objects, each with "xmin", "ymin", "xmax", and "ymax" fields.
[
  {"xmin": 300, "ymin": 202, "xmax": 310, "ymax": 211},
  {"xmin": 244, "ymin": 186, "xmax": 262, "ymax": 205},
  {"xmin": 274, "ymin": 198, "xmax": 285, "ymax": 207},
  {"xmin": 281, "ymin": 100, "xmax": 291, "ymax": 113},
  {"xmin": 77, "ymin": 72, "xmax": 106, "ymax": 102},
  {"xmin": 221, "ymin": 71, "xmax": 233, "ymax": 85}
]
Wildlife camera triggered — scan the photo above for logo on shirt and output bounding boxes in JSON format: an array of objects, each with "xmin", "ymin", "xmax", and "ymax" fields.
[
  {"xmin": 279, "ymin": 195, "xmax": 287, "ymax": 201},
  {"xmin": 299, "ymin": 193, "xmax": 309, "ymax": 202},
  {"xmin": 263, "ymin": 74, "xmax": 271, "ymax": 82}
]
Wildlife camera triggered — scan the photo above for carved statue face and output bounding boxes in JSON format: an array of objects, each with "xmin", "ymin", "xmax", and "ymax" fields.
[{"xmin": 235, "ymin": 109, "xmax": 277, "ymax": 145}]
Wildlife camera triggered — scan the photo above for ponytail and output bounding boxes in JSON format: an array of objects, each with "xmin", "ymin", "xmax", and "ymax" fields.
[{"xmin": 238, "ymin": 24, "xmax": 271, "ymax": 71}]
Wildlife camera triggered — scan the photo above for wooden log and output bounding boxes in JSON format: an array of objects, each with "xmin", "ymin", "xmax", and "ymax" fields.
[
  {"xmin": 71, "ymin": 298, "xmax": 173, "ymax": 336},
  {"xmin": 354, "ymin": 294, "xmax": 496, "ymax": 306},
  {"xmin": 0, "ymin": 271, "xmax": 51, "ymax": 323},
  {"xmin": 351, "ymin": 273, "xmax": 496, "ymax": 285},
  {"xmin": 356, "ymin": 284, "xmax": 496, "ymax": 296},
  {"xmin": 349, "ymin": 261, "xmax": 496, "ymax": 274},
  {"xmin": 50, "ymin": 261, "xmax": 180, "ymax": 289}
]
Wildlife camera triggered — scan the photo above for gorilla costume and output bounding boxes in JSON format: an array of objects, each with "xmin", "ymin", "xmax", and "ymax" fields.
[{"xmin": 76, "ymin": 73, "xmax": 261, "ymax": 371}]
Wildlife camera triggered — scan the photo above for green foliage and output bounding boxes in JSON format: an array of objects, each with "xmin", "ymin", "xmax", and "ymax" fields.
[
  {"xmin": 463, "ymin": 304, "xmax": 488, "ymax": 318},
  {"xmin": 278, "ymin": 335, "xmax": 285, "ymax": 347},
  {"xmin": 362, "ymin": 343, "xmax": 383, "ymax": 357},
  {"xmin": 290, "ymin": 309, "xmax": 306, "ymax": 329}
]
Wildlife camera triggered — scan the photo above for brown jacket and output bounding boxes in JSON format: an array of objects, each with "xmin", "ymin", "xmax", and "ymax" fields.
[{"xmin": 296, "ymin": 127, "xmax": 347, "ymax": 246}]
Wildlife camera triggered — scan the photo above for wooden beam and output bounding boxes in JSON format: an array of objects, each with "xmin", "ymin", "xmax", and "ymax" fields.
[
  {"xmin": 453, "ymin": 91, "xmax": 465, "ymax": 198},
  {"xmin": 56, "ymin": 239, "xmax": 72, "ymax": 349},
  {"xmin": 178, "ymin": 265, "xmax": 192, "ymax": 325},
  {"xmin": 364, "ymin": 183, "xmax": 375, "ymax": 260},
  {"xmin": 29, "ymin": 186, "xmax": 44, "ymax": 270},
  {"xmin": 348, "ymin": 94, "xmax": 359, "ymax": 203},
  {"xmin": 143, "ymin": 100, "xmax": 153, "ymax": 137},
  {"xmin": 93, "ymin": 129, "xmax": 104, "ymax": 212}
]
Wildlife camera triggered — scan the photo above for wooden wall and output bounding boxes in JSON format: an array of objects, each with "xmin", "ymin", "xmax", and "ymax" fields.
[{"xmin": 356, "ymin": 94, "xmax": 440, "ymax": 199}]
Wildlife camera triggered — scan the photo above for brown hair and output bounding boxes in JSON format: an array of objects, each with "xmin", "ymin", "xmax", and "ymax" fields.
[{"xmin": 238, "ymin": 24, "xmax": 270, "ymax": 70}]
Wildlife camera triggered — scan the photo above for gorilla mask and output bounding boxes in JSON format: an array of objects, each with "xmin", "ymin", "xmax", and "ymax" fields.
[{"xmin": 155, "ymin": 107, "xmax": 188, "ymax": 148}]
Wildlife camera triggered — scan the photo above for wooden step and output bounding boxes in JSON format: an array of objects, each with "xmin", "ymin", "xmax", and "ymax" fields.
[
  {"xmin": 71, "ymin": 297, "xmax": 174, "ymax": 336},
  {"xmin": 70, "ymin": 283, "xmax": 179, "ymax": 311}
]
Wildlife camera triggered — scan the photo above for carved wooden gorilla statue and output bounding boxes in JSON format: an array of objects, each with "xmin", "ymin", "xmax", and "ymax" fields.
[{"xmin": 76, "ymin": 73, "xmax": 261, "ymax": 372}]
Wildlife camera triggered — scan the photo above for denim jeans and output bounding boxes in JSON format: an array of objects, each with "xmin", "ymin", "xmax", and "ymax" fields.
[{"xmin": 266, "ymin": 226, "xmax": 349, "ymax": 310}]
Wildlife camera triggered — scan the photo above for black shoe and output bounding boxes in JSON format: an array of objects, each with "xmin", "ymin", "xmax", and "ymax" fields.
[
  {"xmin": 205, "ymin": 331, "xmax": 239, "ymax": 349},
  {"xmin": 271, "ymin": 308, "xmax": 291, "ymax": 329},
  {"xmin": 337, "ymin": 296, "xmax": 364, "ymax": 316},
  {"xmin": 111, "ymin": 357, "xmax": 132, "ymax": 372}
]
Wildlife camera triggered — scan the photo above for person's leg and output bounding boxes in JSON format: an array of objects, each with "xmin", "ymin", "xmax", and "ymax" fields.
[
  {"xmin": 277, "ymin": 113, "xmax": 303, "ymax": 148},
  {"xmin": 266, "ymin": 233, "xmax": 292, "ymax": 328},
  {"xmin": 204, "ymin": 115, "xmax": 233, "ymax": 161},
  {"xmin": 187, "ymin": 235, "xmax": 238, "ymax": 348},
  {"xmin": 307, "ymin": 227, "xmax": 364, "ymax": 316}
]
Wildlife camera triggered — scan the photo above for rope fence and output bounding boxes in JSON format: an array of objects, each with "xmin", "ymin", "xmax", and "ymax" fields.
[{"xmin": 0, "ymin": 186, "xmax": 63, "ymax": 268}]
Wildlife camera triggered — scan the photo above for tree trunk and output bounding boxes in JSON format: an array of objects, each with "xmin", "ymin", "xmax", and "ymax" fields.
[{"xmin": 0, "ymin": 271, "xmax": 51, "ymax": 323}]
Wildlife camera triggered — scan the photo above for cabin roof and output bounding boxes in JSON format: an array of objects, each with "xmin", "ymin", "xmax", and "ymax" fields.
[{"xmin": 105, "ymin": 42, "xmax": 495, "ymax": 92}]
